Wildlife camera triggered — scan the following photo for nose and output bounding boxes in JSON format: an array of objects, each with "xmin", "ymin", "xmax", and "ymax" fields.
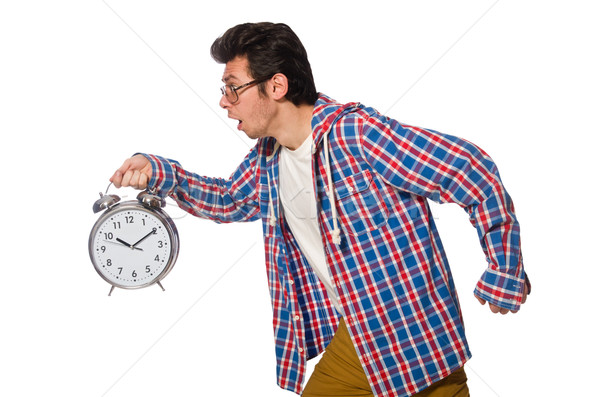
[{"xmin": 219, "ymin": 94, "xmax": 230, "ymax": 109}]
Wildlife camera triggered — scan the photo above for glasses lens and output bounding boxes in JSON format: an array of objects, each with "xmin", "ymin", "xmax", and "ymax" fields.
[
  {"xmin": 228, "ymin": 86, "xmax": 239, "ymax": 103},
  {"xmin": 220, "ymin": 85, "xmax": 238, "ymax": 103}
]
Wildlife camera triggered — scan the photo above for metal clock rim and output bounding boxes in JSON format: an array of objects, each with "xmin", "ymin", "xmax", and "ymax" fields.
[{"xmin": 89, "ymin": 200, "xmax": 180, "ymax": 290}]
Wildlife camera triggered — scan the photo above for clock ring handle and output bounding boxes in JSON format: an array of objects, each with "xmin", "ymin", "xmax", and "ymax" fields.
[
  {"xmin": 137, "ymin": 189, "xmax": 166, "ymax": 209},
  {"xmin": 92, "ymin": 182, "xmax": 121, "ymax": 213}
]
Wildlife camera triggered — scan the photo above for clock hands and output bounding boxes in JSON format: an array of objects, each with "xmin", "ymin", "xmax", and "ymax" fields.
[
  {"xmin": 111, "ymin": 237, "xmax": 143, "ymax": 251},
  {"xmin": 132, "ymin": 228, "xmax": 157, "ymax": 248},
  {"xmin": 101, "ymin": 228, "xmax": 156, "ymax": 252}
]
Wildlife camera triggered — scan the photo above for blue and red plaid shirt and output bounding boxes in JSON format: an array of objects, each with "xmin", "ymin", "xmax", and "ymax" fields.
[{"xmin": 141, "ymin": 94, "xmax": 528, "ymax": 396}]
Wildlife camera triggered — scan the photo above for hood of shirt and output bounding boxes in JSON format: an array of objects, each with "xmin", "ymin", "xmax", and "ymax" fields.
[{"xmin": 265, "ymin": 93, "xmax": 361, "ymax": 244}]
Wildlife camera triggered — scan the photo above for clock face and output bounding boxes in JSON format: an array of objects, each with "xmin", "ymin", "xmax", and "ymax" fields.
[{"xmin": 89, "ymin": 204, "xmax": 178, "ymax": 289}]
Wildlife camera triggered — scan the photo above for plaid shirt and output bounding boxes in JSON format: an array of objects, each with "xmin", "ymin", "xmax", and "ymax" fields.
[{"xmin": 141, "ymin": 94, "xmax": 527, "ymax": 396}]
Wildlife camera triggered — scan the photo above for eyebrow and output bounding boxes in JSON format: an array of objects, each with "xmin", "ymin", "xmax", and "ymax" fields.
[{"xmin": 222, "ymin": 74, "xmax": 239, "ymax": 84}]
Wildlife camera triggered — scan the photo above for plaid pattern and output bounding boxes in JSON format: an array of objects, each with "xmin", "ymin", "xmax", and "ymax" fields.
[{"xmin": 140, "ymin": 94, "xmax": 527, "ymax": 396}]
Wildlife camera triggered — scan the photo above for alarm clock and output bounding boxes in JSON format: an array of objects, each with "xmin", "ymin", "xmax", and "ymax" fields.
[{"xmin": 89, "ymin": 185, "xmax": 180, "ymax": 296}]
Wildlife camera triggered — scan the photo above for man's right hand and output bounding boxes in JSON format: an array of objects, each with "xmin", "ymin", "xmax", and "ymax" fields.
[{"xmin": 110, "ymin": 154, "xmax": 152, "ymax": 189}]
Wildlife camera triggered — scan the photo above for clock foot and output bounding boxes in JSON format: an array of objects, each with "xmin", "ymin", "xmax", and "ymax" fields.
[
  {"xmin": 108, "ymin": 285, "xmax": 115, "ymax": 296},
  {"xmin": 157, "ymin": 281, "xmax": 165, "ymax": 292}
]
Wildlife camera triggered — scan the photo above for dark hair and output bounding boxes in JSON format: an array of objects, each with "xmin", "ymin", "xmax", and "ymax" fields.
[{"xmin": 210, "ymin": 22, "xmax": 319, "ymax": 106}]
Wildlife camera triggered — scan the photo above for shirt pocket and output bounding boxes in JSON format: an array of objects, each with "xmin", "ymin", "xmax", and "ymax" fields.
[{"xmin": 334, "ymin": 170, "xmax": 389, "ymax": 236}]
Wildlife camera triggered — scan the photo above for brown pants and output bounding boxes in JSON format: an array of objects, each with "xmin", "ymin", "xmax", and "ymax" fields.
[{"xmin": 302, "ymin": 319, "xmax": 469, "ymax": 397}]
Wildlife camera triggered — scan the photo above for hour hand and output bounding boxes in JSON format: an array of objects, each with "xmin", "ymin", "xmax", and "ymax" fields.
[
  {"xmin": 115, "ymin": 237, "xmax": 143, "ymax": 251},
  {"xmin": 116, "ymin": 237, "xmax": 131, "ymax": 247}
]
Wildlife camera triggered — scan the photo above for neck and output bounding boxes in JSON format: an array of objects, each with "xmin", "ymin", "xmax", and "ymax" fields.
[{"xmin": 270, "ymin": 102, "xmax": 314, "ymax": 150}]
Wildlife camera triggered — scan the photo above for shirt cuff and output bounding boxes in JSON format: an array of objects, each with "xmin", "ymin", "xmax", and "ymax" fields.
[
  {"xmin": 474, "ymin": 268, "xmax": 529, "ymax": 312},
  {"xmin": 135, "ymin": 153, "xmax": 180, "ymax": 197}
]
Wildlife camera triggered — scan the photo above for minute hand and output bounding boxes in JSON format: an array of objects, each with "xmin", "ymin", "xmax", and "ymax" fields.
[{"xmin": 132, "ymin": 228, "xmax": 157, "ymax": 248}]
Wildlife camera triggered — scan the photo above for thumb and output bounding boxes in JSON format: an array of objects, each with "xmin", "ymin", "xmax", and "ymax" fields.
[{"xmin": 110, "ymin": 169, "xmax": 123, "ymax": 187}]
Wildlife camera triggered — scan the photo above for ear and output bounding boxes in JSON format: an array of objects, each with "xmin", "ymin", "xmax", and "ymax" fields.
[{"xmin": 269, "ymin": 73, "xmax": 288, "ymax": 101}]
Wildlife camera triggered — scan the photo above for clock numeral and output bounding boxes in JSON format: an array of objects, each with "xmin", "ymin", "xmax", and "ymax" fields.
[
  {"xmin": 104, "ymin": 232, "xmax": 114, "ymax": 240},
  {"xmin": 154, "ymin": 255, "xmax": 160, "ymax": 262},
  {"xmin": 100, "ymin": 246, "xmax": 106, "ymax": 253},
  {"xmin": 117, "ymin": 267, "xmax": 123, "ymax": 275},
  {"xmin": 125, "ymin": 216, "xmax": 134, "ymax": 224},
  {"xmin": 112, "ymin": 221, "xmax": 121, "ymax": 229},
  {"xmin": 132, "ymin": 270, "xmax": 137, "ymax": 278},
  {"xmin": 146, "ymin": 265, "xmax": 151, "ymax": 273},
  {"xmin": 106, "ymin": 259, "xmax": 112, "ymax": 266},
  {"xmin": 158, "ymin": 241, "xmax": 163, "ymax": 248}
]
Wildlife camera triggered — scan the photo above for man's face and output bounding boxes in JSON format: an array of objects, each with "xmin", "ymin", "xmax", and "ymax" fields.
[{"xmin": 220, "ymin": 56, "xmax": 274, "ymax": 140}]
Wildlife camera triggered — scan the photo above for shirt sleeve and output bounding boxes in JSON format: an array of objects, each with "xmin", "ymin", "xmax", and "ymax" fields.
[
  {"xmin": 357, "ymin": 110, "xmax": 529, "ymax": 312},
  {"xmin": 136, "ymin": 150, "xmax": 261, "ymax": 224}
]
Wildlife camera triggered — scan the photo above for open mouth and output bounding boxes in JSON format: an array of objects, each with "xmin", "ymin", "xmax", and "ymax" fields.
[{"xmin": 228, "ymin": 113, "xmax": 243, "ymax": 131}]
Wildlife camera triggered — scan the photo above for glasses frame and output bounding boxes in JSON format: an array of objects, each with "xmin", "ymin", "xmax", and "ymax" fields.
[{"xmin": 220, "ymin": 76, "xmax": 272, "ymax": 104}]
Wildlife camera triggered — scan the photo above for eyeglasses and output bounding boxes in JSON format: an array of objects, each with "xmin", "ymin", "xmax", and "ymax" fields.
[{"xmin": 220, "ymin": 76, "xmax": 272, "ymax": 104}]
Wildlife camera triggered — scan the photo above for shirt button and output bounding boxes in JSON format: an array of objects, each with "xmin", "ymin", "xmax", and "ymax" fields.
[
  {"xmin": 294, "ymin": 315, "xmax": 300, "ymax": 321},
  {"xmin": 289, "ymin": 279, "xmax": 294, "ymax": 285},
  {"xmin": 299, "ymin": 348, "xmax": 304, "ymax": 353}
]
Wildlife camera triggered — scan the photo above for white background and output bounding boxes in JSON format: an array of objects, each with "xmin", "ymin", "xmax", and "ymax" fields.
[{"xmin": 1, "ymin": 1, "xmax": 598, "ymax": 396}]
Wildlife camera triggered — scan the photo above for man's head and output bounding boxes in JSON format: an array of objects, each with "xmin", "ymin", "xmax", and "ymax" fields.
[{"xmin": 211, "ymin": 22, "xmax": 318, "ymax": 106}]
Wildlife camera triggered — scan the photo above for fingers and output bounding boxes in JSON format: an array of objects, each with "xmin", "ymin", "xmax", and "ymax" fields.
[
  {"xmin": 110, "ymin": 158, "xmax": 131, "ymax": 188},
  {"xmin": 119, "ymin": 169, "xmax": 148, "ymax": 189},
  {"xmin": 474, "ymin": 294, "xmax": 510, "ymax": 315},
  {"xmin": 475, "ymin": 295, "xmax": 486, "ymax": 306},
  {"xmin": 109, "ymin": 155, "xmax": 151, "ymax": 189},
  {"xmin": 489, "ymin": 304, "xmax": 509, "ymax": 315}
]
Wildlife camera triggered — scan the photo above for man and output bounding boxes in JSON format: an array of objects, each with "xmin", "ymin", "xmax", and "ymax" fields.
[{"xmin": 111, "ymin": 22, "xmax": 530, "ymax": 397}]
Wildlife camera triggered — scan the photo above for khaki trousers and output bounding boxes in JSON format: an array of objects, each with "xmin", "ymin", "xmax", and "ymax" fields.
[{"xmin": 302, "ymin": 319, "xmax": 469, "ymax": 397}]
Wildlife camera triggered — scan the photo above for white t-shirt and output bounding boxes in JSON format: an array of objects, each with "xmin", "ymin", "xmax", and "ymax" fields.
[{"xmin": 279, "ymin": 135, "xmax": 342, "ymax": 314}]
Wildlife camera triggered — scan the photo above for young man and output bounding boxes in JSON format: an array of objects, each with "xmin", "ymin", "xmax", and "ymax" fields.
[{"xmin": 111, "ymin": 22, "xmax": 530, "ymax": 397}]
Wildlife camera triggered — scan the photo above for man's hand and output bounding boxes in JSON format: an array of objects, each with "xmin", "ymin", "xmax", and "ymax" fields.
[
  {"xmin": 475, "ymin": 281, "xmax": 529, "ymax": 314},
  {"xmin": 110, "ymin": 154, "xmax": 152, "ymax": 189}
]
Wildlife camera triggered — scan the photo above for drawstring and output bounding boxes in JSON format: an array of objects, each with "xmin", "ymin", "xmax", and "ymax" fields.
[
  {"xmin": 268, "ymin": 181, "xmax": 277, "ymax": 226},
  {"xmin": 323, "ymin": 132, "xmax": 341, "ymax": 245}
]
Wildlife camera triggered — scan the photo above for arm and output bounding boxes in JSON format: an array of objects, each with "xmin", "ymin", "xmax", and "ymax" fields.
[
  {"xmin": 357, "ymin": 110, "xmax": 529, "ymax": 313},
  {"xmin": 110, "ymin": 151, "xmax": 261, "ymax": 224}
]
